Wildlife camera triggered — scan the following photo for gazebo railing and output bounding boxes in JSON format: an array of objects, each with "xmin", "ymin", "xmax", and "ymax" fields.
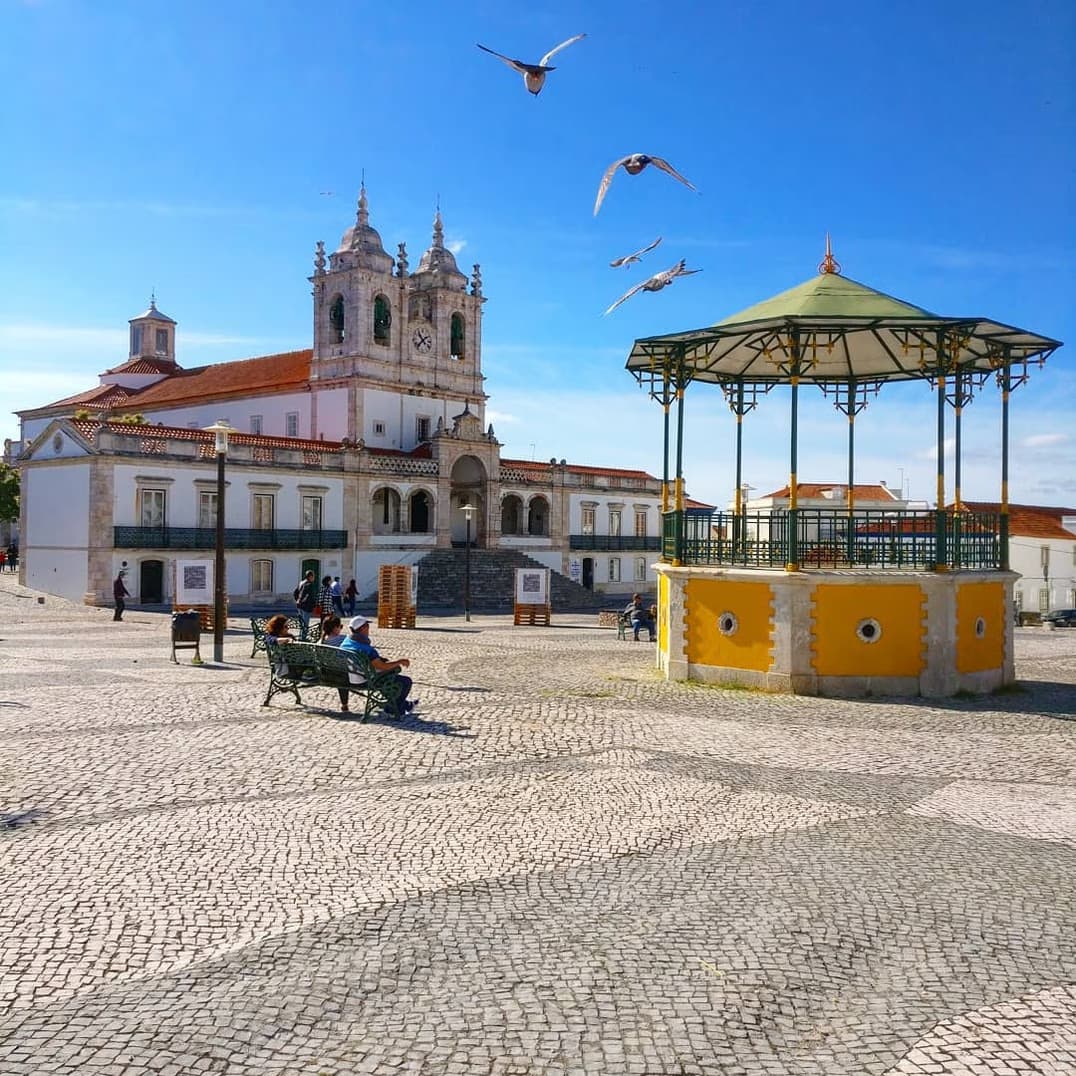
[{"xmin": 663, "ymin": 508, "xmax": 1001, "ymax": 570}]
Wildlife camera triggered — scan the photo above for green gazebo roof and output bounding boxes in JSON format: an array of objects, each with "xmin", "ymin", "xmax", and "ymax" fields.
[
  {"xmin": 625, "ymin": 258, "xmax": 1061, "ymax": 387},
  {"xmin": 717, "ymin": 271, "xmax": 936, "ymax": 325}
]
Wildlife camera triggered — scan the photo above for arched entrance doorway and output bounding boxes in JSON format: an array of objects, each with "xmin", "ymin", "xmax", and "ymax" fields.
[{"xmin": 450, "ymin": 455, "xmax": 487, "ymax": 547}]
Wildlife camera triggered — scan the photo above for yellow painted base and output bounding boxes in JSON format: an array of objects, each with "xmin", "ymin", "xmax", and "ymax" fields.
[{"xmin": 656, "ymin": 566, "xmax": 1015, "ymax": 699}]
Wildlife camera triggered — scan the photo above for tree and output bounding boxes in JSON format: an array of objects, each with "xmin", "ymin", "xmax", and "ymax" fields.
[{"xmin": 0, "ymin": 463, "xmax": 18, "ymax": 524}]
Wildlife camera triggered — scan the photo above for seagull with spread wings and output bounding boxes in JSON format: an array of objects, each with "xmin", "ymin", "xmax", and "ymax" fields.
[
  {"xmin": 476, "ymin": 33, "xmax": 586, "ymax": 96},
  {"xmin": 609, "ymin": 236, "xmax": 663, "ymax": 269},
  {"xmin": 594, "ymin": 154, "xmax": 697, "ymax": 215},
  {"xmin": 604, "ymin": 259, "xmax": 702, "ymax": 316}
]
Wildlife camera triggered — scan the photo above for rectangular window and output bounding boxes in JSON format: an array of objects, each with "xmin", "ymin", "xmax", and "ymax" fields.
[
  {"xmin": 250, "ymin": 415, "xmax": 263, "ymax": 435},
  {"xmin": 373, "ymin": 421, "xmax": 386, "ymax": 437},
  {"xmin": 251, "ymin": 559, "xmax": 274, "ymax": 593},
  {"xmin": 140, "ymin": 488, "xmax": 166, "ymax": 528},
  {"xmin": 582, "ymin": 507, "xmax": 595, "ymax": 535},
  {"xmin": 609, "ymin": 508, "xmax": 622, "ymax": 537},
  {"xmin": 634, "ymin": 556, "xmax": 647, "ymax": 581},
  {"xmin": 634, "ymin": 510, "xmax": 647, "ymax": 537},
  {"xmin": 252, "ymin": 493, "xmax": 275, "ymax": 530},
  {"xmin": 155, "ymin": 328, "xmax": 168, "ymax": 353},
  {"xmin": 198, "ymin": 491, "xmax": 217, "ymax": 529},
  {"xmin": 609, "ymin": 557, "xmax": 621, "ymax": 582},
  {"xmin": 285, "ymin": 412, "xmax": 299, "ymax": 438},
  {"xmin": 301, "ymin": 495, "xmax": 323, "ymax": 531},
  {"xmin": 131, "ymin": 326, "xmax": 142, "ymax": 354},
  {"xmin": 416, "ymin": 415, "xmax": 431, "ymax": 442},
  {"xmin": 1038, "ymin": 588, "xmax": 1050, "ymax": 612},
  {"xmin": 1041, "ymin": 545, "xmax": 1050, "ymax": 571}
]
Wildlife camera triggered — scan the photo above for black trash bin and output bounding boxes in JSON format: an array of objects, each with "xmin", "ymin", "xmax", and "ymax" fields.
[{"xmin": 171, "ymin": 610, "xmax": 203, "ymax": 664}]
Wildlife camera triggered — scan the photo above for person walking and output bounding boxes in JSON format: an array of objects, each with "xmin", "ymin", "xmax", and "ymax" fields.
[
  {"xmin": 344, "ymin": 578, "xmax": 358, "ymax": 617},
  {"xmin": 113, "ymin": 570, "xmax": 130, "ymax": 621},
  {"xmin": 294, "ymin": 570, "xmax": 317, "ymax": 640},
  {"xmin": 330, "ymin": 576, "xmax": 345, "ymax": 616}
]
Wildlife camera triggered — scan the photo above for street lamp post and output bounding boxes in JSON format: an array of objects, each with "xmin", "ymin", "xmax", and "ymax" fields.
[
  {"xmin": 460, "ymin": 502, "xmax": 476, "ymax": 622},
  {"xmin": 204, "ymin": 421, "xmax": 235, "ymax": 662}
]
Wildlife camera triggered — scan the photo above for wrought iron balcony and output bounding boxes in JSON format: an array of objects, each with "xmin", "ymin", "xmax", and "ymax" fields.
[
  {"xmin": 568, "ymin": 534, "xmax": 661, "ymax": 552},
  {"xmin": 113, "ymin": 527, "xmax": 348, "ymax": 551},
  {"xmin": 662, "ymin": 508, "xmax": 1002, "ymax": 570}
]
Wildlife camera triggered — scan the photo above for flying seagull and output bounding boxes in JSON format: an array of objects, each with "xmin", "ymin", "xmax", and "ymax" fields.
[
  {"xmin": 604, "ymin": 259, "xmax": 702, "ymax": 316},
  {"xmin": 476, "ymin": 33, "xmax": 586, "ymax": 96},
  {"xmin": 610, "ymin": 236, "xmax": 663, "ymax": 269},
  {"xmin": 594, "ymin": 154, "xmax": 697, "ymax": 215}
]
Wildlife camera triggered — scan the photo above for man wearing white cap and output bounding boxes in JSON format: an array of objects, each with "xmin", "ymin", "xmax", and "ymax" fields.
[{"xmin": 340, "ymin": 615, "xmax": 417, "ymax": 717}]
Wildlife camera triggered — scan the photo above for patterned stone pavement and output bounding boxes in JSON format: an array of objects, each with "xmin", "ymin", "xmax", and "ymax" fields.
[{"xmin": 1, "ymin": 573, "xmax": 1074, "ymax": 1075}]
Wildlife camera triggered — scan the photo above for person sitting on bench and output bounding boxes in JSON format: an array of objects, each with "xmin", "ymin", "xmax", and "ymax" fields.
[
  {"xmin": 340, "ymin": 615, "xmax": 417, "ymax": 717},
  {"xmin": 623, "ymin": 593, "xmax": 655, "ymax": 642}
]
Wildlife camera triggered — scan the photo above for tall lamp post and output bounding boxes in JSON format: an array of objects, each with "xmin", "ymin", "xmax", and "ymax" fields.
[
  {"xmin": 204, "ymin": 421, "xmax": 235, "ymax": 662},
  {"xmin": 460, "ymin": 502, "xmax": 475, "ymax": 622}
]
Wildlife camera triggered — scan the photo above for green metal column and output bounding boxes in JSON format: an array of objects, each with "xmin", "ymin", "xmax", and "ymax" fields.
[
  {"xmin": 846, "ymin": 378, "xmax": 856, "ymax": 564},
  {"xmin": 787, "ymin": 336, "xmax": 800, "ymax": 570},
  {"xmin": 734, "ymin": 381, "xmax": 744, "ymax": 561},
  {"xmin": 674, "ymin": 353, "xmax": 686, "ymax": 564},
  {"xmin": 935, "ymin": 333, "xmax": 948, "ymax": 570},
  {"xmin": 1000, "ymin": 357, "xmax": 1011, "ymax": 571}
]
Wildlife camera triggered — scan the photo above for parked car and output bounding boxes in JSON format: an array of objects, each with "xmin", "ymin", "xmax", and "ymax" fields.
[{"xmin": 1042, "ymin": 608, "xmax": 1076, "ymax": 627}]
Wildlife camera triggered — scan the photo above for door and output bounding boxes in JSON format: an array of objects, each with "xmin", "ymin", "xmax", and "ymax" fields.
[
  {"xmin": 582, "ymin": 557, "xmax": 594, "ymax": 591},
  {"xmin": 301, "ymin": 558, "xmax": 320, "ymax": 582},
  {"xmin": 140, "ymin": 559, "xmax": 164, "ymax": 604}
]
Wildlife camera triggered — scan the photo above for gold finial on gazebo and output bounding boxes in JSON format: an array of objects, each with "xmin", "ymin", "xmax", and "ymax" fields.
[{"xmin": 818, "ymin": 233, "xmax": 842, "ymax": 275}]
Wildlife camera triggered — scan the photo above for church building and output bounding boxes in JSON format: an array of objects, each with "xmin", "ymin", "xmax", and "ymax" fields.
[{"xmin": 12, "ymin": 189, "xmax": 666, "ymax": 608}]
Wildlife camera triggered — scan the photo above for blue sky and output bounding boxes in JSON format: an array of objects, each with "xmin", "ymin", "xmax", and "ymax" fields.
[{"xmin": 2, "ymin": 0, "xmax": 1073, "ymax": 507}]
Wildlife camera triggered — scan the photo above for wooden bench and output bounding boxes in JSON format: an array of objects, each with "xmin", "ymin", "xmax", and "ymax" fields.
[
  {"xmin": 249, "ymin": 615, "xmax": 320, "ymax": 657},
  {"xmin": 618, "ymin": 606, "xmax": 657, "ymax": 641},
  {"xmin": 262, "ymin": 641, "xmax": 403, "ymax": 721}
]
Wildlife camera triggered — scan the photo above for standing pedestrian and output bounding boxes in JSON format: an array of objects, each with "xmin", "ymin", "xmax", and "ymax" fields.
[
  {"xmin": 113, "ymin": 570, "xmax": 130, "ymax": 621},
  {"xmin": 344, "ymin": 578, "xmax": 358, "ymax": 617},
  {"xmin": 330, "ymin": 576, "xmax": 344, "ymax": 616},
  {"xmin": 293, "ymin": 570, "xmax": 317, "ymax": 640}
]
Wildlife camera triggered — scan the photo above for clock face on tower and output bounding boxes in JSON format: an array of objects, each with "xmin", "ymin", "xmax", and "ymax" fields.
[{"xmin": 411, "ymin": 327, "xmax": 433, "ymax": 353}]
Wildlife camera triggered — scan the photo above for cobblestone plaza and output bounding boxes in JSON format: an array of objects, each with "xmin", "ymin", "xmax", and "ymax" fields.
[{"xmin": 2, "ymin": 573, "xmax": 1075, "ymax": 1075}]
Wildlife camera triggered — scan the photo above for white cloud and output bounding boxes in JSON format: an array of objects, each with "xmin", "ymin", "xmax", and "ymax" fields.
[
  {"xmin": 485, "ymin": 409, "xmax": 519, "ymax": 425},
  {"xmin": 0, "ymin": 323, "xmax": 270, "ymax": 350},
  {"xmin": 1022, "ymin": 432, "xmax": 1069, "ymax": 448},
  {"xmin": 447, "ymin": 238, "xmax": 467, "ymax": 255}
]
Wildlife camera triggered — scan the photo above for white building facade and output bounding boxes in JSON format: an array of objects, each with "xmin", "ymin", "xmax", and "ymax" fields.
[{"xmin": 13, "ymin": 191, "xmax": 666, "ymax": 607}]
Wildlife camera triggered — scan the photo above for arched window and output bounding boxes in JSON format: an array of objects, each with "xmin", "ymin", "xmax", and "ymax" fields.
[
  {"xmin": 409, "ymin": 491, "xmax": 431, "ymax": 533},
  {"xmin": 329, "ymin": 295, "xmax": 345, "ymax": 343},
  {"xmin": 371, "ymin": 487, "xmax": 401, "ymax": 534},
  {"xmin": 374, "ymin": 295, "xmax": 391, "ymax": 345},
  {"xmin": 450, "ymin": 312, "xmax": 465, "ymax": 360},
  {"xmin": 527, "ymin": 496, "xmax": 549, "ymax": 537},
  {"xmin": 501, "ymin": 495, "xmax": 523, "ymax": 536}
]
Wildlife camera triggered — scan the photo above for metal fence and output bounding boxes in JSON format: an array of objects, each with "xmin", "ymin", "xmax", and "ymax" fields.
[
  {"xmin": 662, "ymin": 508, "xmax": 1001, "ymax": 570},
  {"xmin": 114, "ymin": 527, "xmax": 349, "ymax": 551}
]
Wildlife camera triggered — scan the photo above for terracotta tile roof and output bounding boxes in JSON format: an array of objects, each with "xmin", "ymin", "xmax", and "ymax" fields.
[
  {"xmin": 761, "ymin": 483, "xmax": 899, "ymax": 502},
  {"xmin": 960, "ymin": 502, "xmax": 1076, "ymax": 540},
  {"xmin": 502, "ymin": 458, "xmax": 657, "ymax": 481},
  {"xmin": 43, "ymin": 384, "xmax": 135, "ymax": 410},
  {"xmin": 684, "ymin": 497, "xmax": 716, "ymax": 509},
  {"xmin": 68, "ymin": 418, "xmax": 340, "ymax": 453},
  {"xmin": 128, "ymin": 349, "xmax": 312, "ymax": 407},
  {"xmin": 104, "ymin": 357, "xmax": 179, "ymax": 375}
]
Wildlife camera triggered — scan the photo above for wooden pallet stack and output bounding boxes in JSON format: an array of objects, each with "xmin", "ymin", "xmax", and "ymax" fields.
[
  {"xmin": 513, "ymin": 603, "xmax": 551, "ymax": 626},
  {"xmin": 377, "ymin": 564, "xmax": 416, "ymax": 629}
]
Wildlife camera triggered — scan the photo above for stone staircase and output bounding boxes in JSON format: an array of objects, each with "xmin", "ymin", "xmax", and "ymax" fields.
[{"xmin": 410, "ymin": 548, "xmax": 609, "ymax": 613}]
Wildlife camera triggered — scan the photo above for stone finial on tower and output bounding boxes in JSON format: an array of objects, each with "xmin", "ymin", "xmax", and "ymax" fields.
[
  {"xmin": 431, "ymin": 207, "xmax": 445, "ymax": 251},
  {"xmin": 471, "ymin": 263, "xmax": 483, "ymax": 297},
  {"xmin": 356, "ymin": 182, "xmax": 370, "ymax": 231},
  {"xmin": 314, "ymin": 240, "xmax": 326, "ymax": 275},
  {"xmin": 396, "ymin": 242, "xmax": 409, "ymax": 277},
  {"xmin": 818, "ymin": 233, "xmax": 842, "ymax": 275}
]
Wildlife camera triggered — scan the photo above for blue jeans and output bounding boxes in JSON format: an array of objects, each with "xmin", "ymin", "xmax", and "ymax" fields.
[
  {"xmin": 296, "ymin": 607, "xmax": 312, "ymax": 640},
  {"xmin": 631, "ymin": 615, "xmax": 654, "ymax": 640}
]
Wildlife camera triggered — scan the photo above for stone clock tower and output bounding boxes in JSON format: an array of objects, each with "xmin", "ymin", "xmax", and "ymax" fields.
[{"xmin": 309, "ymin": 185, "xmax": 486, "ymax": 446}]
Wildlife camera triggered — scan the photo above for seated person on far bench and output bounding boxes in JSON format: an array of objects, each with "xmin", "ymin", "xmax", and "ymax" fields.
[
  {"xmin": 340, "ymin": 615, "xmax": 417, "ymax": 717},
  {"xmin": 318, "ymin": 614, "xmax": 351, "ymax": 713},
  {"xmin": 623, "ymin": 593, "xmax": 656, "ymax": 642}
]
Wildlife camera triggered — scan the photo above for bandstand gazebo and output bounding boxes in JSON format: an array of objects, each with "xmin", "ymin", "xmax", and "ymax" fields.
[{"xmin": 626, "ymin": 243, "xmax": 1062, "ymax": 697}]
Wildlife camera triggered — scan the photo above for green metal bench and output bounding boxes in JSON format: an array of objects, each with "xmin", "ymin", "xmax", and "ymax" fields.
[
  {"xmin": 249, "ymin": 615, "xmax": 320, "ymax": 657},
  {"xmin": 262, "ymin": 642, "xmax": 403, "ymax": 721}
]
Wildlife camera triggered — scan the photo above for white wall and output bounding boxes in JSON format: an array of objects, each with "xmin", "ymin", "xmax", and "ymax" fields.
[
  {"xmin": 24, "ymin": 463, "xmax": 91, "ymax": 599},
  {"xmin": 361, "ymin": 387, "xmax": 459, "ymax": 452},
  {"xmin": 144, "ymin": 389, "xmax": 323, "ymax": 440},
  {"xmin": 566, "ymin": 492, "xmax": 658, "ymax": 535},
  {"xmin": 1011, "ymin": 535, "xmax": 1076, "ymax": 610}
]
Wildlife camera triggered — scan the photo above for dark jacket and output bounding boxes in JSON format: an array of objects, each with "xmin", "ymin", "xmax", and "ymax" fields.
[{"xmin": 295, "ymin": 578, "xmax": 317, "ymax": 612}]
